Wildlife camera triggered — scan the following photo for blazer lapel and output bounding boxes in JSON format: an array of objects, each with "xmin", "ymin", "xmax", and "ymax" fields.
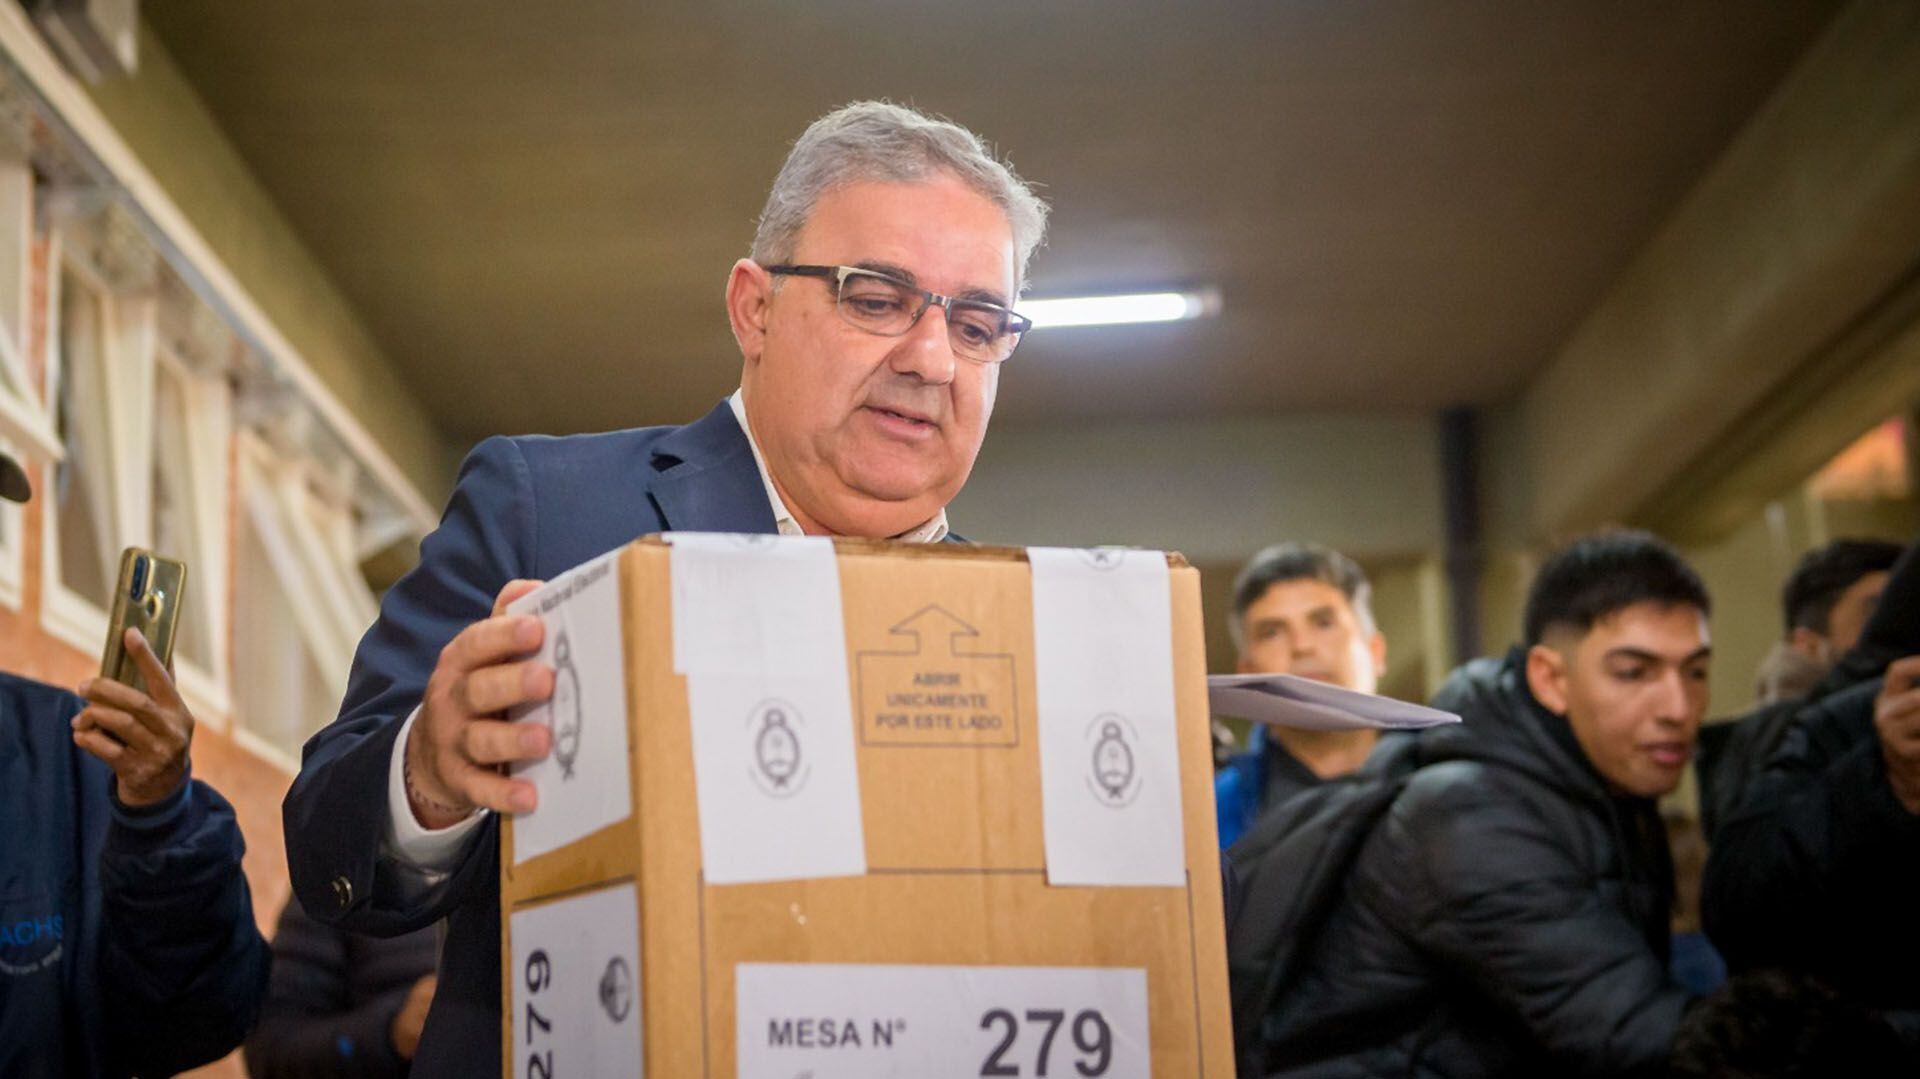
[{"xmin": 647, "ymin": 401, "xmax": 781, "ymax": 535}]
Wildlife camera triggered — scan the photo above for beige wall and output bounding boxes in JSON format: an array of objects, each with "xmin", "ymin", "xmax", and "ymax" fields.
[
  {"xmin": 1514, "ymin": 2, "xmax": 1920, "ymax": 542},
  {"xmin": 82, "ymin": 24, "xmax": 459, "ymax": 502},
  {"xmin": 953, "ymin": 412, "xmax": 1444, "ymax": 563}
]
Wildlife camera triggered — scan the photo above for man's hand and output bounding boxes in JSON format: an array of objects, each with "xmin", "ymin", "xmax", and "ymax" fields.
[
  {"xmin": 74, "ymin": 628, "xmax": 194, "ymax": 807},
  {"xmin": 1875, "ymin": 654, "xmax": 1920, "ymax": 815},
  {"xmin": 390, "ymin": 973, "xmax": 437, "ymax": 1060},
  {"xmin": 405, "ymin": 579, "xmax": 554, "ymax": 828}
]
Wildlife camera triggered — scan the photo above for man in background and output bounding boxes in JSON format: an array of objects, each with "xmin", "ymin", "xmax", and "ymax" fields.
[
  {"xmin": 244, "ymin": 894, "xmax": 439, "ymax": 1078},
  {"xmin": 1700, "ymin": 537, "xmax": 1902, "ymax": 835},
  {"xmin": 1704, "ymin": 535, "xmax": 1920, "ymax": 1050},
  {"xmin": 1242, "ymin": 531, "xmax": 1709, "ymax": 1076},
  {"xmin": 1756, "ymin": 538, "xmax": 1899, "ymax": 704},
  {"xmin": 1214, "ymin": 542, "xmax": 1388, "ymax": 847},
  {"xmin": 0, "ymin": 448, "xmax": 269, "ymax": 1078}
]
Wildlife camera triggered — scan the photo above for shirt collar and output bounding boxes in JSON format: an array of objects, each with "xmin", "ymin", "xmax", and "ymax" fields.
[{"xmin": 726, "ymin": 389, "xmax": 949, "ymax": 543}]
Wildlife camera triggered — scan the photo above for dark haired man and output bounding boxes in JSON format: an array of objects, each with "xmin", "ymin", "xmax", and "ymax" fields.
[
  {"xmin": 1703, "ymin": 536, "xmax": 1920, "ymax": 1050},
  {"xmin": 1760, "ymin": 538, "xmax": 1900, "ymax": 704},
  {"xmin": 1242, "ymin": 530, "xmax": 1708, "ymax": 1077},
  {"xmin": 1214, "ymin": 543, "xmax": 1387, "ymax": 846},
  {"xmin": 1699, "ymin": 538, "xmax": 1902, "ymax": 835}
]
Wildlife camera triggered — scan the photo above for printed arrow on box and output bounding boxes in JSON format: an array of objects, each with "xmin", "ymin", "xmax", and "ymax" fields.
[{"xmin": 856, "ymin": 605, "xmax": 1021, "ymax": 748}]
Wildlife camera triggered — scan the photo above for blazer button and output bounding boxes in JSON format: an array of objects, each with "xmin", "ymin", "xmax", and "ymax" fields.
[{"xmin": 331, "ymin": 875, "xmax": 353, "ymax": 909}]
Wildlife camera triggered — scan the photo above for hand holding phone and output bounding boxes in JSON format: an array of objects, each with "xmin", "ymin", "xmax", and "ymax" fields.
[
  {"xmin": 73, "ymin": 548, "xmax": 197, "ymax": 806},
  {"xmin": 75, "ymin": 627, "xmax": 197, "ymax": 806}
]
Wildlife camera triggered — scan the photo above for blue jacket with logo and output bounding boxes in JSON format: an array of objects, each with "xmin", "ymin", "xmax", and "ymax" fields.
[{"xmin": 0, "ymin": 669, "xmax": 270, "ymax": 1078}]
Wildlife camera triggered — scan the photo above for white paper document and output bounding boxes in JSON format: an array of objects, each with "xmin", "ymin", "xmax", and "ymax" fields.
[
  {"xmin": 1028, "ymin": 547, "xmax": 1186, "ymax": 887},
  {"xmin": 1208, "ymin": 673, "xmax": 1461, "ymax": 731},
  {"xmin": 666, "ymin": 532, "xmax": 849, "ymax": 677},
  {"xmin": 736, "ymin": 962, "xmax": 1151, "ymax": 1079},
  {"xmin": 507, "ymin": 549, "xmax": 632, "ymax": 864},
  {"xmin": 668, "ymin": 533, "xmax": 867, "ymax": 885},
  {"xmin": 509, "ymin": 881, "xmax": 643, "ymax": 1079}
]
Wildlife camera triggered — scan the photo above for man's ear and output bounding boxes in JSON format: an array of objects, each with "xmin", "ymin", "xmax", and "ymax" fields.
[
  {"xmin": 726, "ymin": 259, "xmax": 773, "ymax": 363},
  {"xmin": 1525, "ymin": 642, "xmax": 1572, "ymax": 716},
  {"xmin": 1367, "ymin": 631, "xmax": 1387, "ymax": 679}
]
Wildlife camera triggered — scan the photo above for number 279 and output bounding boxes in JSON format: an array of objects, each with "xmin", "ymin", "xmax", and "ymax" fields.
[
  {"xmin": 525, "ymin": 949, "xmax": 554, "ymax": 1079},
  {"xmin": 979, "ymin": 1008, "xmax": 1112, "ymax": 1076}
]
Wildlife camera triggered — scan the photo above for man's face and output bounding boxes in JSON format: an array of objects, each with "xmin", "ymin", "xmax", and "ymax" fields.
[
  {"xmin": 728, "ymin": 175, "xmax": 1015, "ymax": 538},
  {"xmin": 1823, "ymin": 569, "xmax": 1889, "ymax": 657},
  {"xmin": 1527, "ymin": 601, "xmax": 1711, "ymax": 799},
  {"xmin": 1236, "ymin": 578, "xmax": 1386, "ymax": 695}
]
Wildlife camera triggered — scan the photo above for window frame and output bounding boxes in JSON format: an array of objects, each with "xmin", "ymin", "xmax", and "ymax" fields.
[
  {"xmin": 40, "ymin": 223, "xmax": 234, "ymax": 722},
  {"xmin": 228, "ymin": 429, "xmax": 379, "ymax": 759}
]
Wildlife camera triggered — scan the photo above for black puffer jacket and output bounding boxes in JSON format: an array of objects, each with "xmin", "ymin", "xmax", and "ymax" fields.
[
  {"xmin": 1257, "ymin": 650, "xmax": 1689, "ymax": 1077},
  {"xmin": 1701, "ymin": 535, "xmax": 1920, "ymax": 1045}
]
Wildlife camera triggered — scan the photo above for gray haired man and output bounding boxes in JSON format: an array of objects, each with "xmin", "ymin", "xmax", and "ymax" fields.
[{"xmin": 283, "ymin": 102, "xmax": 1048, "ymax": 1075}]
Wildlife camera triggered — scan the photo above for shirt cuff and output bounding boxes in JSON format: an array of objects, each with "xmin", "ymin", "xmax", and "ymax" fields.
[{"xmin": 384, "ymin": 706, "xmax": 487, "ymax": 873}]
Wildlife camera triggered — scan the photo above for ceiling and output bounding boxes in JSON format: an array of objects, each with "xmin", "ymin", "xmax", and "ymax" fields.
[{"xmin": 146, "ymin": 1, "xmax": 1840, "ymax": 443}]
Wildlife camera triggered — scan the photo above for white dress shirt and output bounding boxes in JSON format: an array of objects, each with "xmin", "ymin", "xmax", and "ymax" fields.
[{"xmin": 383, "ymin": 389, "xmax": 949, "ymax": 871}]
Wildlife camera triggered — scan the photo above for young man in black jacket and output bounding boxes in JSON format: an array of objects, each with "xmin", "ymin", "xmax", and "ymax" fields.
[
  {"xmin": 1243, "ymin": 531, "xmax": 1709, "ymax": 1077},
  {"xmin": 1697, "ymin": 537, "xmax": 1902, "ymax": 836},
  {"xmin": 0, "ymin": 449, "xmax": 269, "ymax": 1077},
  {"xmin": 1702, "ymin": 535, "xmax": 1920, "ymax": 1050}
]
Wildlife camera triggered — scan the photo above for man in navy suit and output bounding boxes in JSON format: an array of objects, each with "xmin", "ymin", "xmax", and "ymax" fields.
[{"xmin": 283, "ymin": 100, "xmax": 1049, "ymax": 1075}]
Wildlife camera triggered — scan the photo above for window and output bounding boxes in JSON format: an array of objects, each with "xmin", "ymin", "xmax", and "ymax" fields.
[
  {"xmin": 230, "ymin": 435, "xmax": 379, "ymax": 760},
  {"xmin": 149, "ymin": 346, "xmax": 232, "ymax": 709},
  {"xmin": 41, "ymin": 224, "xmax": 234, "ymax": 719},
  {"xmin": 0, "ymin": 155, "xmax": 59, "ymax": 461},
  {"xmin": 0, "ymin": 156, "xmax": 57, "ymax": 609},
  {"xmin": 46, "ymin": 259, "xmax": 126, "ymax": 623}
]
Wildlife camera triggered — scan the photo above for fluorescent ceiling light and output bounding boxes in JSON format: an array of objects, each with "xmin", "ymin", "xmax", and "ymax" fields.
[{"xmin": 1020, "ymin": 288, "xmax": 1220, "ymax": 330}]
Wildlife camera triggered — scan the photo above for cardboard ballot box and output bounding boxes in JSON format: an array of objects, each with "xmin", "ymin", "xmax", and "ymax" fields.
[{"xmin": 501, "ymin": 536, "xmax": 1231, "ymax": 1077}]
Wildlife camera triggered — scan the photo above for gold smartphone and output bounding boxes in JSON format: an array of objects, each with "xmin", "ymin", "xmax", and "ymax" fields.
[{"xmin": 100, "ymin": 546, "xmax": 188, "ymax": 695}]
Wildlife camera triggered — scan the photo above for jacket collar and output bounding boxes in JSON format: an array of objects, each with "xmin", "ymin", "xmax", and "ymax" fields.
[{"xmin": 647, "ymin": 401, "xmax": 781, "ymax": 535}]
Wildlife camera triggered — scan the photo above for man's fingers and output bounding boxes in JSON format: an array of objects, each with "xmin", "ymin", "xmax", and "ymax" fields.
[
  {"xmin": 492, "ymin": 579, "xmax": 545, "ymax": 618},
  {"xmin": 460, "ymin": 717, "xmax": 552, "ymax": 767},
  {"xmin": 447, "ymin": 761, "xmax": 537, "ymax": 815},
  {"xmin": 443, "ymin": 614, "xmax": 543, "ymax": 678},
  {"xmin": 75, "ymin": 706, "xmax": 159, "ymax": 753},
  {"xmin": 125, "ymin": 628, "xmax": 187, "ymax": 711},
  {"xmin": 78, "ymin": 674, "xmax": 154, "ymax": 715},
  {"xmin": 78, "ymin": 673, "xmax": 178, "ymax": 743},
  {"xmin": 1880, "ymin": 691, "xmax": 1920, "ymax": 734},
  {"xmin": 1884, "ymin": 655, "xmax": 1920, "ymax": 695},
  {"xmin": 73, "ymin": 727, "xmax": 126, "ymax": 763},
  {"xmin": 455, "ymin": 661, "xmax": 554, "ymax": 717}
]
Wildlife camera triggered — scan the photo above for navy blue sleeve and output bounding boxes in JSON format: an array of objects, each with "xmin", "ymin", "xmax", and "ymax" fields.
[
  {"xmin": 284, "ymin": 437, "xmax": 532, "ymax": 936},
  {"xmin": 96, "ymin": 776, "xmax": 271, "ymax": 1077},
  {"xmin": 243, "ymin": 900, "xmax": 413, "ymax": 1079}
]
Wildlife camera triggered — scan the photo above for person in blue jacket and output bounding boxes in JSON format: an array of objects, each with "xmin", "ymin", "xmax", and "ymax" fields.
[
  {"xmin": 1215, "ymin": 542, "xmax": 1390, "ymax": 847},
  {"xmin": 0, "ymin": 448, "xmax": 269, "ymax": 1077}
]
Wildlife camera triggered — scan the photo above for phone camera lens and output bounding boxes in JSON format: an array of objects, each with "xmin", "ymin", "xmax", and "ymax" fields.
[{"xmin": 129, "ymin": 555, "xmax": 149, "ymax": 600}]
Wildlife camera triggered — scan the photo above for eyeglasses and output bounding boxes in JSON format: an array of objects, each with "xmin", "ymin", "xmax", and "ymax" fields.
[{"xmin": 762, "ymin": 264, "xmax": 1031, "ymax": 364}]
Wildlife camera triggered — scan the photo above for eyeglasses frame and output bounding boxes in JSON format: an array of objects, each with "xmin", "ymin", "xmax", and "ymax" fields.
[{"xmin": 760, "ymin": 263, "xmax": 1032, "ymax": 362}]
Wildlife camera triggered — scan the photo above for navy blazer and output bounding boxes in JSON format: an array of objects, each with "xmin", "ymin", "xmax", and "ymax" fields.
[{"xmin": 284, "ymin": 402, "xmax": 781, "ymax": 1077}]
